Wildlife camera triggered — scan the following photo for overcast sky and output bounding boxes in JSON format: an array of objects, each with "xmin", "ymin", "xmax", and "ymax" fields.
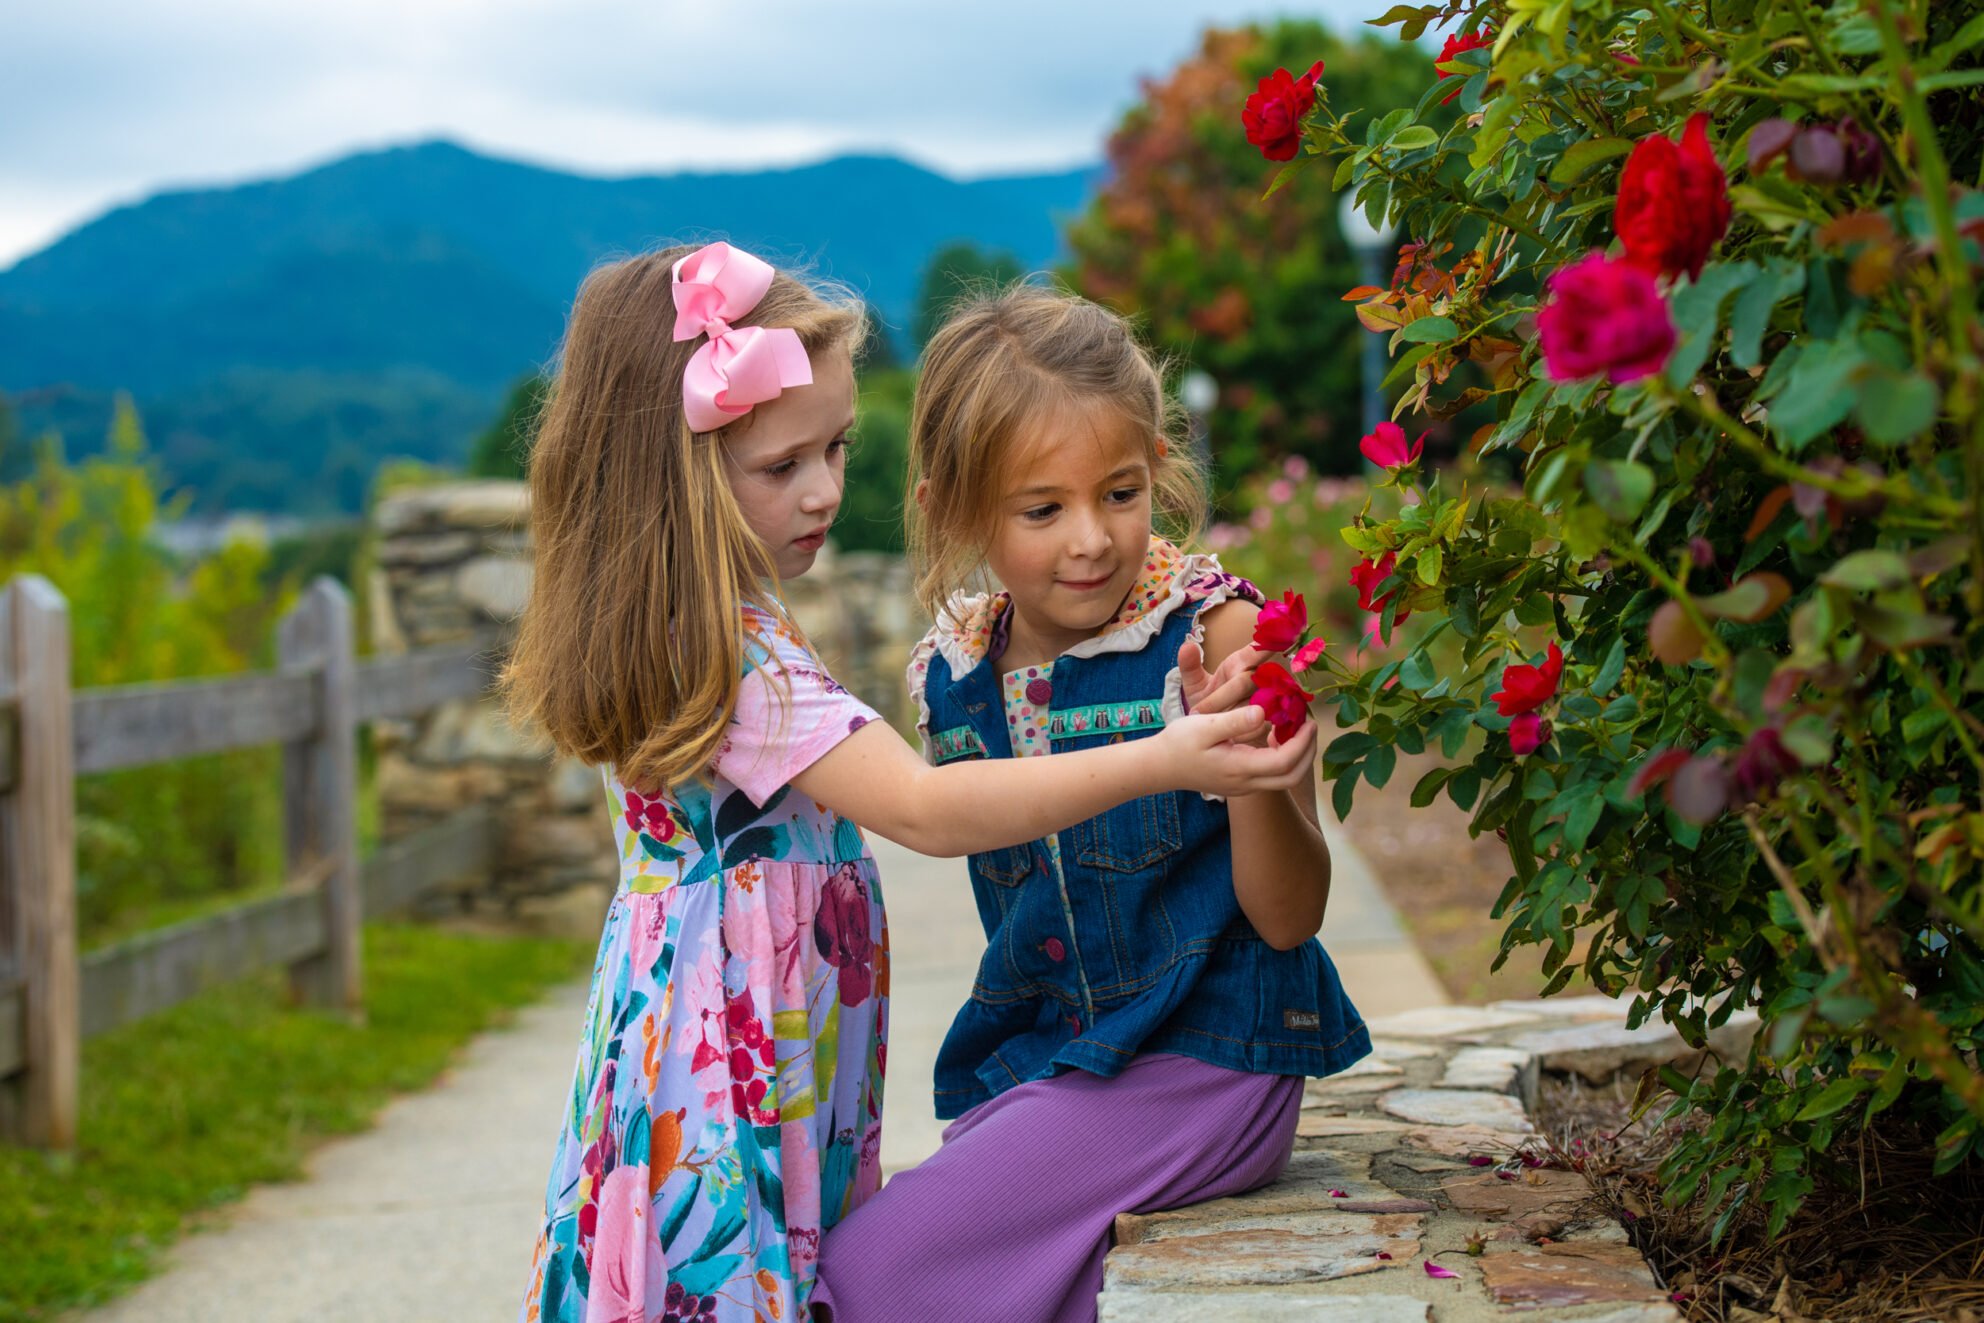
[{"xmin": 0, "ymin": 0, "xmax": 1404, "ymax": 267}]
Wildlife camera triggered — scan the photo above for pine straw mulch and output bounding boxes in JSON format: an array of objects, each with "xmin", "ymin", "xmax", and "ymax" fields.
[{"xmin": 1531, "ymin": 1073, "xmax": 1984, "ymax": 1323}]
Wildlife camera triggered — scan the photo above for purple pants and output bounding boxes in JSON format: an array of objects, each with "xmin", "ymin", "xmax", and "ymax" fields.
[{"xmin": 811, "ymin": 1053, "xmax": 1302, "ymax": 1323}]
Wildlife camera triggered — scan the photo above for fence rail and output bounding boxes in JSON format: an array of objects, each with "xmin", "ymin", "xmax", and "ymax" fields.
[{"xmin": 0, "ymin": 574, "xmax": 504, "ymax": 1148}]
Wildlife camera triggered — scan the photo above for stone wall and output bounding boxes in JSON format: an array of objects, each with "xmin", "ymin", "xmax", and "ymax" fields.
[{"xmin": 367, "ymin": 479, "xmax": 929, "ymax": 913}]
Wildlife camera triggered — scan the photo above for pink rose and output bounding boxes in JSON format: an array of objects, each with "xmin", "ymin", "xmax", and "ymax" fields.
[
  {"xmin": 1291, "ymin": 637, "xmax": 1329, "ymax": 671},
  {"xmin": 1253, "ymin": 590, "xmax": 1309, "ymax": 652},
  {"xmin": 1508, "ymin": 713, "xmax": 1552, "ymax": 756},
  {"xmin": 1537, "ymin": 252, "xmax": 1676, "ymax": 384},
  {"xmin": 1249, "ymin": 661, "xmax": 1315, "ymax": 743},
  {"xmin": 1359, "ymin": 421, "xmax": 1426, "ymax": 470}
]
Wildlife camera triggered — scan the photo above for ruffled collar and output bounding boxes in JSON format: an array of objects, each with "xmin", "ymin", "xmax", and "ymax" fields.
[{"xmin": 928, "ymin": 536, "xmax": 1259, "ymax": 680}]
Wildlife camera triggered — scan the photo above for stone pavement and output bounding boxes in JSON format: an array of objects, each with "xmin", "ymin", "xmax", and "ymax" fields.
[
  {"xmin": 1094, "ymin": 997, "xmax": 1760, "ymax": 1323},
  {"xmin": 69, "ymin": 824, "xmax": 1445, "ymax": 1321}
]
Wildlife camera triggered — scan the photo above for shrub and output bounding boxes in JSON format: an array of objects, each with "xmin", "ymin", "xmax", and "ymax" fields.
[{"xmin": 1257, "ymin": 0, "xmax": 1984, "ymax": 1234}]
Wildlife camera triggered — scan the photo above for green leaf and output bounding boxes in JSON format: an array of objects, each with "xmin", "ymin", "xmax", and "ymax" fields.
[
  {"xmin": 1365, "ymin": 743, "xmax": 1397, "ymax": 789},
  {"xmin": 1821, "ymin": 549, "xmax": 1910, "ymax": 592},
  {"xmin": 1854, "ymin": 371, "xmax": 1940, "ymax": 445},
  {"xmin": 1399, "ymin": 315, "xmax": 1460, "ymax": 344},
  {"xmin": 1390, "ymin": 125, "xmax": 1439, "ymax": 152},
  {"xmin": 1591, "ymin": 637, "xmax": 1626, "ymax": 697},
  {"xmin": 1325, "ymin": 731, "xmax": 1377, "ymax": 765},
  {"xmin": 1416, "ymin": 545, "xmax": 1444, "ymax": 585},
  {"xmin": 1793, "ymin": 1078, "xmax": 1869, "ymax": 1121},
  {"xmin": 1583, "ymin": 459, "xmax": 1655, "ymax": 521},
  {"xmin": 1400, "ymin": 649, "xmax": 1439, "ymax": 691},
  {"xmin": 1332, "ymin": 769, "xmax": 1358, "ymax": 821},
  {"xmin": 1411, "ymin": 767, "xmax": 1453, "ymax": 808},
  {"xmin": 1548, "ymin": 136, "xmax": 1633, "ymax": 184},
  {"xmin": 1663, "ymin": 262, "xmax": 1758, "ymax": 387},
  {"xmin": 1729, "ymin": 261, "xmax": 1804, "ymax": 370},
  {"xmin": 1769, "ymin": 338, "xmax": 1866, "ymax": 448}
]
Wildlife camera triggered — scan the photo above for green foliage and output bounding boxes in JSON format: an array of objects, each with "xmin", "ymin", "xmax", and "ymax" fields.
[
  {"xmin": 836, "ymin": 368, "xmax": 914, "ymax": 554},
  {"xmin": 467, "ymin": 374, "xmax": 549, "ymax": 480},
  {"xmin": 1065, "ymin": 22, "xmax": 1442, "ymax": 493},
  {"xmin": 1276, "ymin": 0, "xmax": 1984, "ymax": 1235},
  {"xmin": 0, "ymin": 923, "xmax": 591, "ymax": 1322},
  {"xmin": 0, "ymin": 398, "xmax": 295, "ymax": 944},
  {"xmin": 910, "ymin": 242, "xmax": 1026, "ymax": 351}
]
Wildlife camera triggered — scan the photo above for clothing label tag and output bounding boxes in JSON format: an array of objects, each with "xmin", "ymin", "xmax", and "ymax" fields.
[{"xmin": 1283, "ymin": 1009, "xmax": 1321, "ymax": 1031}]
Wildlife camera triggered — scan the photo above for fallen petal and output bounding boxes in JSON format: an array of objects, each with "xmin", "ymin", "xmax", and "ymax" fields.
[
  {"xmin": 1468, "ymin": 1154, "xmax": 1494, "ymax": 1166},
  {"xmin": 1426, "ymin": 1261, "xmax": 1460, "ymax": 1279},
  {"xmin": 1377, "ymin": 1251, "xmax": 1394, "ymax": 1260},
  {"xmin": 1328, "ymin": 1189, "xmax": 1349, "ymax": 1198}
]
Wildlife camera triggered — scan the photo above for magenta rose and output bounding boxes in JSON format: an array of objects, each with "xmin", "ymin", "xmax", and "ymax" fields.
[
  {"xmin": 1248, "ymin": 660, "xmax": 1315, "ymax": 744},
  {"xmin": 1537, "ymin": 252, "xmax": 1677, "ymax": 384},
  {"xmin": 1508, "ymin": 713, "xmax": 1552, "ymax": 756},
  {"xmin": 1253, "ymin": 590, "xmax": 1308, "ymax": 653}
]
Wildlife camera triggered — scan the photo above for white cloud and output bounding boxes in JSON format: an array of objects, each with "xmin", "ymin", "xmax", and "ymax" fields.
[{"xmin": 0, "ymin": 0, "xmax": 1388, "ymax": 265}]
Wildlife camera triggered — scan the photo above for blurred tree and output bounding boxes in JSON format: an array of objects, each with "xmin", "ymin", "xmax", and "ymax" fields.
[
  {"xmin": 466, "ymin": 374, "xmax": 548, "ymax": 480},
  {"xmin": 0, "ymin": 395, "xmax": 291, "ymax": 941},
  {"xmin": 835, "ymin": 368, "xmax": 913, "ymax": 554},
  {"xmin": 912, "ymin": 241, "xmax": 1026, "ymax": 350},
  {"xmin": 1066, "ymin": 22, "xmax": 1439, "ymax": 494}
]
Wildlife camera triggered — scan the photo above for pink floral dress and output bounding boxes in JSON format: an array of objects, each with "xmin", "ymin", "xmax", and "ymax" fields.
[{"xmin": 521, "ymin": 606, "xmax": 888, "ymax": 1323}]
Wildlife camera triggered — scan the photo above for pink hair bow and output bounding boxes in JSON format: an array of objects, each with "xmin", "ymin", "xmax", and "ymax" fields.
[{"xmin": 671, "ymin": 242, "xmax": 812, "ymax": 433}]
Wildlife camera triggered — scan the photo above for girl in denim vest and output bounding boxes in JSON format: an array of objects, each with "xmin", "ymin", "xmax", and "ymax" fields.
[
  {"xmin": 812, "ymin": 286, "xmax": 1370, "ymax": 1323},
  {"xmin": 506, "ymin": 245, "xmax": 1311, "ymax": 1323}
]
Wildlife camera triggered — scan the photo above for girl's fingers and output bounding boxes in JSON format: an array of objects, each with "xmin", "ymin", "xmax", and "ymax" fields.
[{"xmin": 1199, "ymin": 668, "xmax": 1258, "ymax": 715}]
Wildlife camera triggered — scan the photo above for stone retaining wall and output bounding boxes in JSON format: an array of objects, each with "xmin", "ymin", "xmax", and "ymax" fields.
[
  {"xmin": 1096, "ymin": 998, "xmax": 1759, "ymax": 1322},
  {"xmin": 366, "ymin": 479, "xmax": 927, "ymax": 911}
]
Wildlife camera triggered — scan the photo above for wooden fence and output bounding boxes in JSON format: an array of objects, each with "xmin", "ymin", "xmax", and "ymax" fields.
[{"xmin": 0, "ymin": 573, "xmax": 504, "ymax": 1149}]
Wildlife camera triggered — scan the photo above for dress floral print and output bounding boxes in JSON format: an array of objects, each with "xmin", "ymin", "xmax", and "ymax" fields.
[{"xmin": 522, "ymin": 606, "xmax": 887, "ymax": 1323}]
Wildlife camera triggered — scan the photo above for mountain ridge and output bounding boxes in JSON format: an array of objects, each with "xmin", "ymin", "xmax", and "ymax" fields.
[{"xmin": 0, "ymin": 140, "xmax": 1098, "ymax": 512}]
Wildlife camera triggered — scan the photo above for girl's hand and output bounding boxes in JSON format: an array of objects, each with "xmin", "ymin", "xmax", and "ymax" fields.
[
  {"xmin": 1177, "ymin": 638, "xmax": 1274, "ymax": 717},
  {"xmin": 1155, "ymin": 706, "xmax": 1317, "ymax": 798}
]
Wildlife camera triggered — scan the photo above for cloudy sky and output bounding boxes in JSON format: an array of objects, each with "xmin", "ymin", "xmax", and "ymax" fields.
[{"xmin": 0, "ymin": 0, "xmax": 1398, "ymax": 266}]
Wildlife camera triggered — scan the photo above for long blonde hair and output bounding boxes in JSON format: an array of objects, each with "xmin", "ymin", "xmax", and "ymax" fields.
[
  {"xmin": 503, "ymin": 244, "xmax": 864, "ymax": 792},
  {"xmin": 906, "ymin": 283, "xmax": 1208, "ymax": 618}
]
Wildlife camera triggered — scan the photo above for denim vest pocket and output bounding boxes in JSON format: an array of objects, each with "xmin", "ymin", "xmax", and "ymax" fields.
[
  {"xmin": 974, "ymin": 846, "xmax": 1033, "ymax": 888},
  {"xmin": 1071, "ymin": 788, "xmax": 1183, "ymax": 873}
]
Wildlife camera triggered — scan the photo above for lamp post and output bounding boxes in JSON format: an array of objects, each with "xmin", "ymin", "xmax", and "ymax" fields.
[
  {"xmin": 1337, "ymin": 193, "xmax": 1398, "ymax": 444},
  {"xmin": 1180, "ymin": 368, "xmax": 1218, "ymax": 465}
]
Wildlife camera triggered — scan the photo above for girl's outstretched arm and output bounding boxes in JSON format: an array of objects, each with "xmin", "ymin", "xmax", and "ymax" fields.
[
  {"xmin": 1187, "ymin": 600, "xmax": 1332, "ymax": 950},
  {"xmin": 791, "ymin": 706, "xmax": 1316, "ymax": 859}
]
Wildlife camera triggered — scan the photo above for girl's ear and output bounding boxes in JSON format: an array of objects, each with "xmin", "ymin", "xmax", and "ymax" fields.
[{"xmin": 914, "ymin": 478, "xmax": 930, "ymax": 513}]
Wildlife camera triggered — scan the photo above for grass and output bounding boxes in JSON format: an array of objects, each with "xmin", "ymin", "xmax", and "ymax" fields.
[{"xmin": 0, "ymin": 922, "xmax": 591, "ymax": 1323}]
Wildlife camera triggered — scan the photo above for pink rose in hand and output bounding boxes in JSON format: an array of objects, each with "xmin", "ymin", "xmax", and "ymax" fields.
[{"xmin": 1249, "ymin": 660, "xmax": 1315, "ymax": 744}]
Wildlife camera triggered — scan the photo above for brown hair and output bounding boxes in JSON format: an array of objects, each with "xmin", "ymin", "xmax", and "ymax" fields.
[
  {"xmin": 502, "ymin": 244, "xmax": 864, "ymax": 792},
  {"xmin": 906, "ymin": 283, "xmax": 1208, "ymax": 618}
]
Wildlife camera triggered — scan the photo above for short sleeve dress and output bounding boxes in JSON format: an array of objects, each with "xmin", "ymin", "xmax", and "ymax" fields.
[{"xmin": 521, "ymin": 606, "xmax": 888, "ymax": 1323}]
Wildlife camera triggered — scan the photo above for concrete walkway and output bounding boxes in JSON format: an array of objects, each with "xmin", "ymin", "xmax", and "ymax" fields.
[{"xmin": 73, "ymin": 825, "xmax": 1441, "ymax": 1322}]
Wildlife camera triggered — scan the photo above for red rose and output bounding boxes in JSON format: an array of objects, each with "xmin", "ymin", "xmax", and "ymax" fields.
[
  {"xmin": 1253, "ymin": 590, "xmax": 1308, "ymax": 652},
  {"xmin": 1248, "ymin": 660, "xmax": 1314, "ymax": 744},
  {"xmin": 1491, "ymin": 642, "xmax": 1564, "ymax": 716},
  {"xmin": 1537, "ymin": 252, "xmax": 1676, "ymax": 384},
  {"xmin": 1242, "ymin": 60, "xmax": 1325, "ymax": 162},
  {"xmin": 1435, "ymin": 28, "xmax": 1493, "ymax": 104},
  {"xmin": 1615, "ymin": 113, "xmax": 1729, "ymax": 280},
  {"xmin": 1349, "ymin": 551, "xmax": 1410, "ymax": 623},
  {"xmin": 1508, "ymin": 713, "xmax": 1552, "ymax": 756}
]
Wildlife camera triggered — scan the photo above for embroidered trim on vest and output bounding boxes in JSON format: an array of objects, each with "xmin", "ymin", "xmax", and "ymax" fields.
[
  {"xmin": 1044, "ymin": 700, "xmax": 1167, "ymax": 741},
  {"xmin": 930, "ymin": 725, "xmax": 987, "ymax": 762}
]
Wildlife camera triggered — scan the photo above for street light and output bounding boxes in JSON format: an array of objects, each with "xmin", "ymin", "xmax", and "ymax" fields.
[
  {"xmin": 1180, "ymin": 368, "xmax": 1217, "ymax": 465},
  {"xmin": 1338, "ymin": 192, "xmax": 1398, "ymax": 445}
]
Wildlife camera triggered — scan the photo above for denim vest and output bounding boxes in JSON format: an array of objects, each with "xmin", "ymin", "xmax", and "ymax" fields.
[{"xmin": 923, "ymin": 599, "xmax": 1370, "ymax": 1119}]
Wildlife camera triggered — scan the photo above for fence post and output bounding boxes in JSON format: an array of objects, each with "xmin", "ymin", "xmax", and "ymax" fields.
[
  {"xmin": 0, "ymin": 576, "xmax": 78, "ymax": 1148},
  {"xmin": 278, "ymin": 578, "xmax": 361, "ymax": 1018}
]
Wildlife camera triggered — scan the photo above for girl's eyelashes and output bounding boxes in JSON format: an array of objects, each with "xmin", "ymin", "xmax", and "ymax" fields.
[
  {"xmin": 764, "ymin": 459, "xmax": 798, "ymax": 479},
  {"xmin": 762, "ymin": 435, "xmax": 851, "ymax": 480},
  {"xmin": 1021, "ymin": 503, "xmax": 1060, "ymax": 523},
  {"xmin": 1108, "ymin": 486, "xmax": 1143, "ymax": 505}
]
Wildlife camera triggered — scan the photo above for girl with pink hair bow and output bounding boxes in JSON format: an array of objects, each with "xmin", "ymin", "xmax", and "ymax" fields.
[{"xmin": 509, "ymin": 241, "xmax": 1315, "ymax": 1323}]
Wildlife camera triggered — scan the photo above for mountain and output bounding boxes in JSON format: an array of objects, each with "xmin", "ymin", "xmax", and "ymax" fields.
[{"xmin": 0, "ymin": 142, "xmax": 1098, "ymax": 513}]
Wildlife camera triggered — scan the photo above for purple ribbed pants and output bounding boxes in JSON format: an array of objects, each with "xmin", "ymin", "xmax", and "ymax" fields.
[{"xmin": 811, "ymin": 1053, "xmax": 1302, "ymax": 1323}]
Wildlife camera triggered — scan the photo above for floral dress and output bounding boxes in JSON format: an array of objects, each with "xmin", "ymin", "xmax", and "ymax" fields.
[{"xmin": 521, "ymin": 606, "xmax": 888, "ymax": 1323}]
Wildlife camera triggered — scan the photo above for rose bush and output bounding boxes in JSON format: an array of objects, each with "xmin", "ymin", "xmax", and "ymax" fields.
[{"xmin": 1251, "ymin": 0, "xmax": 1984, "ymax": 1235}]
